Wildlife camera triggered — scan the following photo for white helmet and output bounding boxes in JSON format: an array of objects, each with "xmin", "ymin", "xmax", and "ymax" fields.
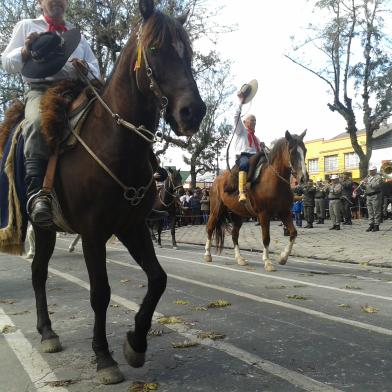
[
  {"xmin": 369, "ymin": 165, "xmax": 377, "ymax": 171},
  {"xmin": 330, "ymin": 174, "xmax": 339, "ymax": 180}
]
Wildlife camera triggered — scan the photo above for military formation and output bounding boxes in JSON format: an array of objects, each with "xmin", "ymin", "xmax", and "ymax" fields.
[{"xmin": 294, "ymin": 165, "xmax": 384, "ymax": 232}]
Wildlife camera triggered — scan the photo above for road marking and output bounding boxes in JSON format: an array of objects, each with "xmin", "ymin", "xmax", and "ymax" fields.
[
  {"xmin": 0, "ymin": 308, "xmax": 68, "ymax": 392},
  {"xmin": 31, "ymin": 263, "xmax": 342, "ymax": 392},
  {"xmin": 53, "ymin": 245, "xmax": 392, "ymax": 336}
]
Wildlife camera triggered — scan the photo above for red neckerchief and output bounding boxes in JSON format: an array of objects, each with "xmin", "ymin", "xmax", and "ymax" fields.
[
  {"xmin": 247, "ymin": 128, "xmax": 260, "ymax": 152},
  {"xmin": 44, "ymin": 15, "xmax": 67, "ymax": 32}
]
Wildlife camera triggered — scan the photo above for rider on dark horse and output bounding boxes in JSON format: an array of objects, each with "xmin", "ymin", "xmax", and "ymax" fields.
[
  {"xmin": 1, "ymin": 0, "xmax": 100, "ymax": 227},
  {"xmin": 233, "ymin": 81, "xmax": 265, "ymax": 203}
]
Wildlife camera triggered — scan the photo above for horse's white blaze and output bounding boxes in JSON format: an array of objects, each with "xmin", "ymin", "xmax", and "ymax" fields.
[{"xmin": 172, "ymin": 40, "xmax": 185, "ymax": 59}]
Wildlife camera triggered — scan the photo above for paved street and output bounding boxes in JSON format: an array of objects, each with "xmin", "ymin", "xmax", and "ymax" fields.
[
  {"xmin": 160, "ymin": 218, "xmax": 392, "ymax": 268},
  {"xmin": 1, "ymin": 231, "xmax": 392, "ymax": 391}
]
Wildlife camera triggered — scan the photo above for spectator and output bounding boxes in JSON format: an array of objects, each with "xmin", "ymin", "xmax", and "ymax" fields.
[
  {"xmin": 300, "ymin": 179, "xmax": 316, "ymax": 228},
  {"xmin": 200, "ymin": 189, "xmax": 210, "ymax": 224},
  {"xmin": 190, "ymin": 190, "xmax": 201, "ymax": 224}
]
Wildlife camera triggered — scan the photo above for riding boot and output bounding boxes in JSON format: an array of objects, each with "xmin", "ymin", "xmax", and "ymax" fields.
[
  {"xmin": 25, "ymin": 158, "xmax": 52, "ymax": 227},
  {"xmin": 238, "ymin": 171, "xmax": 247, "ymax": 203},
  {"xmin": 372, "ymin": 225, "xmax": 379, "ymax": 232},
  {"xmin": 366, "ymin": 224, "xmax": 374, "ymax": 232}
]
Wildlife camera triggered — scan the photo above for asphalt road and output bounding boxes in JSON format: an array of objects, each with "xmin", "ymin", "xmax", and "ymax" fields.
[{"xmin": 1, "ymin": 237, "xmax": 392, "ymax": 392}]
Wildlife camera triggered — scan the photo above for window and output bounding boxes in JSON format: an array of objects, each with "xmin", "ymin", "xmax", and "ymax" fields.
[
  {"xmin": 344, "ymin": 152, "xmax": 360, "ymax": 169},
  {"xmin": 308, "ymin": 159, "xmax": 319, "ymax": 173},
  {"xmin": 324, "ymin": 155, "xmax": 338, "ymax": 172}
]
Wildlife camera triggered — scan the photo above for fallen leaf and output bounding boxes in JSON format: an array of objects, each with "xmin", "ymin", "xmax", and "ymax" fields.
[
  {"xmin": 157, "ymin": 316, "xmax": 182, "ymax": 325},
  {"xmin": 138, "ymin": 284, "xmax": 146, "ymax": 288},
  {"xmin": 44, "ymin": 380, "xmax": 76, "ymax": 387},
  {"xmin": 207, "ymin": 300, "xmax": 231, "ymax": 308},
  {"xmin": 361, "ymin": 304, "xmax": 379, "ymax": 313},
  {"xmin": 192, "ymin": 306, "xmax": 208, "ymax": 311},
  {"xmin": 1, "ymin": 325, "xmax": 16, "ymax": 334},
  {"xmin": 286, "ymin": 295, "xmax": 308, "ymax": 300},
  {"xmin": 174, "ymin": 300, "xmax": 189, "ymax": 305},
  {"xmin": 9, "ymin": 310, "xmax": 30, "ymax": 316},
  {"xmin": 148, "ymin": 329, "xmax": 164, "ymax": 336},
  {"xmin": 128, "ymin": 382, "xmax": 159, "ymax": 392},
  {"xmin": 345, "ymin": 284, "xmax": 362, "ymax": 290},
  {"xmin": 0, "ymin": 299, "xmax": 16, "ymax": 304},
  {"xmin": 359, "ymin": 262, "xmax": 369, "ymax": 266},
  {"xmin": 337, "ymin": 304, "xmax": 351, "ymax": 308},
  {"xmin": 110, "ymin": 304, "xmax": 120, "ymax": 308},
  {"xmin": 293, "ymin": 284, "xmax": 307, "ymax": 288},
  {"xmin": 197, "ymin": 331, "xmax": 226, "ymax": 340},
  {"xmin": 120, "ymin": 279, "xmax": 131, "ymax": 283},
  {"xmin": 171, "ymin": 340, "xmax": 199, "ymax": 349}
]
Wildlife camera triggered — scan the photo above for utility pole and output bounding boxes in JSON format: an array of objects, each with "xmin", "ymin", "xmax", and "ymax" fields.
[{"xmin": 216, "ymin": 144, "xmax": 220, "ymax": 177}]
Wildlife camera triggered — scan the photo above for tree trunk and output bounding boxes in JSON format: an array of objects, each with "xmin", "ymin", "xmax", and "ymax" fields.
[
  {"xmin": 359, "ymin": 156, "xmax": 369, "ymax": 179},
  {"xmin": 190, "ymin": 164, "xmax": 197, "ymax": 189}
]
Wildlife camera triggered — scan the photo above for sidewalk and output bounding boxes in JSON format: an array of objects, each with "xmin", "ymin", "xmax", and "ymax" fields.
[{"xmin": 160, "ymin": 218, "xmax": 392, "ymax": 268}]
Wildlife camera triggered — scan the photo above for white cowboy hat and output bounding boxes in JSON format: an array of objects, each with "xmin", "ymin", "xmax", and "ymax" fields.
[
  {"xmin": 369, "ymin": 165, "xmax": 377, "ymax": 171},
  {"xmin": 238, "ymin": 79, "xmax": 258, "ymax": 104},
  {"xmin": 330, "ymin": 174, "xmax": 339, "ymax": 180}
]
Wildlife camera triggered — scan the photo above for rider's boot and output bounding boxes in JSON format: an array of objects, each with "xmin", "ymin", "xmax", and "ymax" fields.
[
  {"xmin": 25, "ymin": 158, "xmax": 52, "ymax": 227},
  {"xmin": 238, "ymin": 171, "xmax": 247, "ymax": 203}
]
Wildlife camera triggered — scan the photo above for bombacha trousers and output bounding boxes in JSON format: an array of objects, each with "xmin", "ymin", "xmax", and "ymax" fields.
[
  {"xmin": 367, "ymin": 194, "xmax": 382, "ymax": 225},
  {"xmin": 329, "ymin": 199, "xmax": 342, "ymax": 226}
]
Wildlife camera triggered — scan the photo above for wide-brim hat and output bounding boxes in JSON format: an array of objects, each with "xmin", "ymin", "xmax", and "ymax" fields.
[
  {"xmin": 330, "ymin": 174, "xmax": 339, "ymax": 180},
  {"xmin": 239, "ymin": 79, "xmax": 258, "ymax": 104},
  {"xmin": 369, "ymin": 164, "xmax": 377, "ymax": 171},
  {"xmin": 22, "ymin": 29, "xmax": 81, "ymax": 78}
]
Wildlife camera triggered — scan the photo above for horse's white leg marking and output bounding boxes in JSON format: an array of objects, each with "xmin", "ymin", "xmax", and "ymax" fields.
[
  {"xmin": 263, "ymin": 245, "xmax": 275, "ymax": 272},
  {"xmin": 203, "ymin": 239, "xmax": 212, "ymax": 262},
  {"xmin": 26, "ymin": 224, "xmax": 35, "ymax": 259},
  {"xmin": 234, "ymin": 245, "xmax": 248, "ymax": 266},
  {"xmin": 279, "ymin": 237, "xmax": 296, "ymax": 265}
]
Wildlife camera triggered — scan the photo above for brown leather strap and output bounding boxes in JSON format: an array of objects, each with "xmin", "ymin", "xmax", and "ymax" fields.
[{"xmin": 43, "ymin": 148, "xmax": 59, "ymax": 192}]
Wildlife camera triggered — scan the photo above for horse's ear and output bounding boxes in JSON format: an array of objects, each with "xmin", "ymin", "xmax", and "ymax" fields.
[
  {"xmin": 285, "ymin": 130, "xmax": 292, "ymax": 142},
  {"xmin": 139, "ymin": 0, "xmax": 155, "ymax": 20},
  {"xmin": 299, "ymin": 129, "xmax": 307, "ymax": 140},
  {"xmin": 168, "ymin": 167, "xmax": 173, "ymax": 173},
  {"xmin": 177, "ymin": 10, "xmax": 189, "ymax": 25}
]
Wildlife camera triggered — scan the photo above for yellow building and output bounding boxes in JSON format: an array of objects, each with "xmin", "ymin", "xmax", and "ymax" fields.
[{"xmin": 305, "ymin": 132, "xmax": 366, "ymax": 182}]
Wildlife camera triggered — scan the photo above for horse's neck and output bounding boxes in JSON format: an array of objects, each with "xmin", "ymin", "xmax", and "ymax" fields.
[
  {"xmin": 162, "ymin": 177, "xmax": 174, "ymax": 204},
  {"xmin": 270, "ymin": 146, "xmax": 291, "ymax": 179}
]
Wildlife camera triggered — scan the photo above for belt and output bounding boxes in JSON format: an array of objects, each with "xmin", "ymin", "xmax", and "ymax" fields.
[
  {"xmin": 28, "ymin": 82, "xmax": 54, "ymax": 91},
  {"xmin": 315, "ymin": 197, "xmax": 325, "ymax": 199},
  {"xmin": 329, "ymin": 198, "xmax": 340, "ymax": 200},
  {"xmin": 366, "ymin": 191, "xmax": 380, "ymax": 196}
]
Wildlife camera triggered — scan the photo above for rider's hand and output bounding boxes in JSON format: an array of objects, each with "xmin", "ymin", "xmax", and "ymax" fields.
[
  {"xmin": 237, "ymin": 91, "xmax": 245, "ymax": 104},
  {"xmin": 71, "ymin": 58, "xmax": 88, "ymax": 76},
  {"xmin": 21, "ymin": 32, "xmax": 40, "ymax": 62}
]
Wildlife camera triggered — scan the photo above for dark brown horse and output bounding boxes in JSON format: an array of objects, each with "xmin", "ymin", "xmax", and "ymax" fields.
[
  {"xmin": 204, "ymin": 131, "xmax": 307, "ymax": 272},
  {"xmin": 29, "ymin": 0, "xmax": 205, "ymax": 385},
  {"xmin": 150, "ymin": 167, "xmax": 183, "ymax": 249}
]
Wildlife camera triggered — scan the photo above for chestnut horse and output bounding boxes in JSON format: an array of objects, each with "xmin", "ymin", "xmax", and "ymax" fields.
[
  {"xmin": 29, "ymin": 0, "xmax": 205, "ymax": 385},
  {"xmin": 204, "ymin": 131, "xmax": 307, "ymax": 272},
  {"xmin": 150, "ymin": 167, "xmax": 183, "ymax": 249}
]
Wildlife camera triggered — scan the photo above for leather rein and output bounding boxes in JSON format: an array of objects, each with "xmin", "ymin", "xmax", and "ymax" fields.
[
  {"xmin": 71, "ymin": 23, "xmax": 169, "ymax": 206},
  {"xmin": 158, "ymin": 174, "xmax": 182, "ymax": 208}
]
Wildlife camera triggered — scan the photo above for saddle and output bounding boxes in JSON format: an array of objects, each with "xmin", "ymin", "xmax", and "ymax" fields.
[{"xmin": 224, "ymin": 151, "xmax": 268, "ymax": 194}]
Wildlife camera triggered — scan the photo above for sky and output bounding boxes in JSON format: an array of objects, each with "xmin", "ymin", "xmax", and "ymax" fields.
[{"xmin": 162, "ymin": 0, "xmax": 360, "ymax": 169}]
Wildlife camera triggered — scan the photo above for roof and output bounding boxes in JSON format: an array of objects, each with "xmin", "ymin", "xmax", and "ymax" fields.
[{"xmin": 331, "ymin": 123, "xmax": 392, "ymax": 140}]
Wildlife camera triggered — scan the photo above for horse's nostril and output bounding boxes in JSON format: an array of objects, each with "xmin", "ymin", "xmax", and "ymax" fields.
[{"xmin": 180, "ymin": 106, "xmax": 193, "ymax": 121}]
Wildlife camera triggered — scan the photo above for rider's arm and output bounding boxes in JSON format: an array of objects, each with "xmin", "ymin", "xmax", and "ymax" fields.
[{"xmin": 234, "ymin": 107, "xmax": 246, "ymax": 136}]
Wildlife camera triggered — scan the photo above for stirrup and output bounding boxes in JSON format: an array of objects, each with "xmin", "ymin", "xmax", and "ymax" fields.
[
  {"xmin": 27, "ymin": 190, "xmax": 53, "ymax": 227},
  {"xmin": 238, "ymin": 192, "xmax": 247, "ymax": 203}
]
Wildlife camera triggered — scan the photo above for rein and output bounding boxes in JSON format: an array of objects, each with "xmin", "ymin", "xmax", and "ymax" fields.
[
  {"xmin": 264, "ymin": 145, "xmax": 292, "ymax": 186},
  {"xmin": 158, "ymin": 174, "xmax": 181, "ymax": 207}
]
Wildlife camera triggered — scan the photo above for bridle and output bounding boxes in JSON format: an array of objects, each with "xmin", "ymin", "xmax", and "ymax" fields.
[
  {"xmin": 158, "ymin": 172, "xmax": 183, "ymax": 208},
  {"xmin": 263, "ymin": 144, "xmax": 295, "ymax": 186}
]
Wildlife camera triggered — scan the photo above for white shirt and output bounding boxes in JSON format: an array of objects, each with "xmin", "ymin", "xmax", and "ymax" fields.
[
  {"xmin": 1, "ymin": 15, "xmax": 100, "ymax": 83},
  {"xmin": 233, "ymin": 107, "xmax": 261, "ymax": 155}
]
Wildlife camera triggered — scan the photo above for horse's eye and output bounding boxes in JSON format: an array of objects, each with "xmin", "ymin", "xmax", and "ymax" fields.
[{"xmin": 149, "ymin": 47, "xmax": 157, "ymax": 54}]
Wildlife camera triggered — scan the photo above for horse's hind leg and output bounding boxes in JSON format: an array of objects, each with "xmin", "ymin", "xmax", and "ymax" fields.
[
  {"xmin": 157, "ymin": 221, "xmax": 163, "ymax": 247},
  {"xmin": 82, "ymin": 235, "xmax": 124, "ymax": 385},
  {"xmin": 231, "ymin": 214, "xmax": 248, "ymax": 266},
  {"xmin": 68, "ymin": 234, "xmax": 80, "ymax": 252},
  {"xmin": 170, "ymin": 212, "xmax": 178, "ymax": 249},
  {"xmin": 116, "ymin": 224, "xmax": 167, "ymax": 369},
  {"xmin": 258, "ymin": 212, "xmax": 275, "ymax": 272},
  {"xmin": 31, "ymin": 226, "xmax": 62, "ymax": 352},
  {"xmin": 279, "ymin": 211, "xmax": 297, "ymax": 265}
]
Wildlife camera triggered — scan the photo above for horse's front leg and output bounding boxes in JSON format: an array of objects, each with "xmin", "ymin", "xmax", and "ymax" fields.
[
  {"xmin": 258, "ymin": 212, "xmax": 275, "ymax": 272},
  {"xmin": 279, "ymin": 211, "xmax": 297, "ymax": 265},
  {"xmin": 31, "ymin": 226, "xmax": 62, "ymax": 352},
  {"xmin": 170, "ymin": 212, "xmax": 178, "ymax": 249},
  {"xmin": 81, "ymin": 234, "xmax": 124, "ymax": 385},
  {"xmin": 231, "ymin": 214, "xmax": 247, "ymax": 266},
  {"xmin": 157, "ymin": 221, "xmax": 162, "ymax": 248},
  {"xmin": 116, "ymin": 224, "xmax": 167, "ymax": 369}
]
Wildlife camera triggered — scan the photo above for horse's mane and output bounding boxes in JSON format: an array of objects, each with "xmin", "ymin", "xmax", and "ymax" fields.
[{"xmin": 269, "ymin": 137, "xmax": 288, "ymax": 162}]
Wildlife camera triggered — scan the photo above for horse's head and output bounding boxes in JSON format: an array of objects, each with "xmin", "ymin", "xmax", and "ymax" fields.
[
  {"xmin": 136, "ymin": 0, "xmax": 206, "ymax": 136},
  {"xmin": 285, "ymin": 130, "xmax": 308, "ymax": 184},
  {"xmin": 168, "ymin": 167, "xmax": 184, "ymax": 194}
]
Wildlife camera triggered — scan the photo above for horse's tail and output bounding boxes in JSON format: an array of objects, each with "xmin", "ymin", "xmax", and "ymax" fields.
[
  {"xmin": 210, "ymin": 184, "xmax": 231, "ymax": 255},
  {"xmin": 0, "ymin": 100, "xmax": 25, "ymax": 156}
]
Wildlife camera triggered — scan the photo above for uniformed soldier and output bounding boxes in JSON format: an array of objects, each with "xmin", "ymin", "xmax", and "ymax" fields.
[
  {"xmin": 327, "ymin": 174, "xmax": 342, "ymax": 230},
  {"xmin": 298, "ymin": 179, "xmax": 316, "ymax": 228},
  {"xmin": 341, "ymin": 173, "xmax": 353, "ymax": 225},
  {"xmin": 364, "ymin": 165, "xmax": 383, "ymax": 232},
  {"xmin": 315, "ymin": 179, "xmax": 327, "ymax": 224}
]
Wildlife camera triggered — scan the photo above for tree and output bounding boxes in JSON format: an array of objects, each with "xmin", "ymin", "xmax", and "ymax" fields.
[{"xmin": 286, "ymin": 0, "xmax": 392, "ymax": 177}]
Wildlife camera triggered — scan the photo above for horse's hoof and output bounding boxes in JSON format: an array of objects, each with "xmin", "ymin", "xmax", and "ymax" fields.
[
  {"xmin": 279, "ymin": 254, "xmax": 288, "ymax": 265},
  {"xmin": 26, "ymin": 252, "xmax": 34, "ymax": 259},
  {"xmin": 123, "ymin": 338, "xmax": 145, "ymax": 368},
  {"xmin": 158, "ymin": 244, "xmax": 162, "ymax": 248},
  {"xmin": 173, "ymin": 246, "xmax": 178, "ymax": 250},
  {"xmin": 97, "ymin": 365, "xmax": 124, "ymax": 385},
  {"xmin": 236, "ymin": 257, "xmax": 248, "ymax": 266},
  {"xmin": 204, "ymin": 254, "xmax": 212, "ymax": 263},
  {"xmin": 264, "ymin": 263, "xmax": 276, "ymax": 272},
  {"xmin": 68, "ymin": 246, "xmax": 74, "ymax": 253},
  {"xmin": 41, "ymin": 337, "xmax": 62, "ymax": 353}
]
